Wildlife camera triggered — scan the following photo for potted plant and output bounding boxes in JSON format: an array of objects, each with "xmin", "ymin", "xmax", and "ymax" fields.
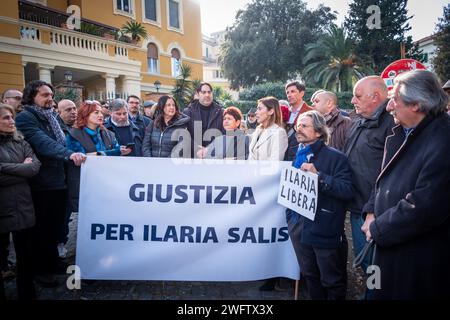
[{"xmin": 121, "ymin": 21, "xmax": 148, "ymax": 45}]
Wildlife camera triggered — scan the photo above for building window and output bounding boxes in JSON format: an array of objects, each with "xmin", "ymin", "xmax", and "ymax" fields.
[
  {"xmin": 171, "ymin": 48, "xmax": 181, "ymax": 77},
  {"xmin": 117, "ymin": 0, "xmax": 132, "ymax": 13},
  {"xmin": 214, "ymin": 70, "xmax": 223, "ymax": 79},
  {"xmin": 114, "ymin": 0, "xmax": 135, "ymax": 18},
  {"xmin": 168, "ymin": 0, "xmax": 179, "ymax": 28},
  {"xmin": 423, "ymin": 52, "xmax": 429, "ymax": 63},
  {"xmin": 205, "ymin": 47, "xmax": 209, "ymax": 58},
  {"xmin": 142, "ymin": 0, "xmax": 161, "ymax": 26},
  {"xmin": 147, "ymin": 43, "xmax": 159, "ymax": 74}
]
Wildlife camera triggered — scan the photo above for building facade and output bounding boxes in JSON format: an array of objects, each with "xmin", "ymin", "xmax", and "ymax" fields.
[
  {"xmin": 414, "ymin": 35, "xmax": 437, "ymax": 72},
  {"xmin": 202, "ymin": 30, "xmax": 238, "ymax": 100},
  {"xmin": 0, "ymin": 0, "xmax": 203, "ymax": 102}
]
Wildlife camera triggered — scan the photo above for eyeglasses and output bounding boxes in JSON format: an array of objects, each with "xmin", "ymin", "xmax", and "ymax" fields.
[
  {"xmin": 5, "ymin": 96, "xmax": 22, "ymax": 101},
  {"xmin": 248, "ymin": 114, "xmax": 256, "ymax": 117},
  {"xmin": 295, "ymin": 123, "xmax": 313, "ymax": 130}
]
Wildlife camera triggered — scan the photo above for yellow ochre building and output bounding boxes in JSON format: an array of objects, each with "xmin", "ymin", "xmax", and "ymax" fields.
[{"xmin": 0, "ymin": 0, "xmax": 203, "ymax": 101}]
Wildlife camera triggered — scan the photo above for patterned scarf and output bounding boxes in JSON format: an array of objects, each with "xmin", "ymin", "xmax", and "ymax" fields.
[{"xmin": 30, "ymin": 105, "xmax": 66, "ymax": 145}]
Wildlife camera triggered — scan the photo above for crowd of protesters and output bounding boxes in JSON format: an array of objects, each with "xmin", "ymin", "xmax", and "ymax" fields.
[{"xmin": 1, "ymin": 71, "xmax": 449, "ymax": 300}]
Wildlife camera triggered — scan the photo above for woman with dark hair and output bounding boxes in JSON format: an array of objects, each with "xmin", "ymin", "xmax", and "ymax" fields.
[
  {"xmin": 142, "ymin": 95, "xmax": 190, "ymax": 158},
  {"xmin": 65, "ymin": 101, "xmax": 131, "ymax": 212},
  {"xmin": 197, "ymin": 106, "xmax": 249, "ymax": 159},
  {"xmin": 0, "ymin": 103, "xmax": 40, "ymax": 300}
]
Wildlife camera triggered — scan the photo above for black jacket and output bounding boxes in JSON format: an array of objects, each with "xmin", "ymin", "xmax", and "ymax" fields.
[
  {"xmin": 142, "ymin": 114, "xmax": 190, "ymax": 158},
  {"xmin": 0, "ymin": 134, "xmax": 41, "ymax": 233},
  {"xmin": 15, "ymin": 106, "xmax": 73, "ymax": 190},
  {"xmin": 286, "ymin": 139, "xmax": 354, "ymax": 249},
  {"xmin": 343, "ymin": 101, "xmax": 394, "ymax": 213},
  {"xmin": 368, "ymin": 113, "xmax": 450, "ymax": 299},
  {"xmin": 104, "ymin": 118, "xmax": 143, "ymax": 157},
  {"xmin": 183, "ymin": 100, "xmax": 225, "ymax": 156},
  {"xmin": 129, "ymin": 113, "xmax": 150, "ymax": 138}
]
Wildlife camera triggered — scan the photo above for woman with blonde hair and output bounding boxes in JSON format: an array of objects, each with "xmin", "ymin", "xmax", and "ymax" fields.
[{"xmin": 0, "ymin": 103, "xmax": 40, "ymax": 300}]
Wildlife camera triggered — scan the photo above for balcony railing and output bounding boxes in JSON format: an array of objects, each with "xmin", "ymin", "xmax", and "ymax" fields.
[
  {"xmin": 18, "ymin": 0, "xmax": 124, "ymax": 41},
  {"xmin": 19, "ymin": 20, "xmax": 129, "ymax": 60}
]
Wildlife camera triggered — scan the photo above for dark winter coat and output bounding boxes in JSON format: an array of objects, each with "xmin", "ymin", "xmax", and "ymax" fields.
[
  {"xmin": 65, "ymin": 127, "xmax": 118, "ymax": 212},
  {"xmin": 15, "ymin": 106, "xmax": 73, "ymax": 190},
  {"xmin": 367, "ymin": 113, "xmax": 450, "ymax": 299},
  {"xmin": 129, "ymin": 113, "xmax": 151, "ymax": 138},
  {"xmin": 183, "ymin": 100, "xmax": 225, "ymax": 156},
  {"xmin": 286, "ymin": 139, "xmax": 354, "ymax": 248},
  {"xmin": 104, "ymin": 118, "xmax": 143, "ymax": 157},
  {"xmin": 142, "ymin": 114, "xmax": 190, "ymax": 158},
  {"xmin": 343, "ymin": 101, "xmax": 395, "ymax": 214},
  {"xmin": 0, "ymin": 133, "xmax": 41, "ymax": 233}
]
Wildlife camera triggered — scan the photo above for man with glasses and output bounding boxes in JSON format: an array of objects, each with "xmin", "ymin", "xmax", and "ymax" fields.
[
  {"xmin": 286, "ymin": 110, "xmax": 353, "ymax": 300},
  {"xmin": 2, "ymin": 89, "xmax": 23, "ymax": 113},
  {"xmin": 127, "ymin": 95, "xmax": 150, "ymax": 138}
]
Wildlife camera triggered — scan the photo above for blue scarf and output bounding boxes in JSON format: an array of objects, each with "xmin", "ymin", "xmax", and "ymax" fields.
[
  {"xmin": 84, "ymin": 127, "xmax": 107, "ymax": 152},
  {"xmin": 293, "ymin": 144, "xmax": 313, "ymax": 168}
]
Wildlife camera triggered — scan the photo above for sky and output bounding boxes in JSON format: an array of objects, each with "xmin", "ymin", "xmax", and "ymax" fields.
[{"xmin": 198, "ymin": 0, "xmax": 448, "ymax": 41}]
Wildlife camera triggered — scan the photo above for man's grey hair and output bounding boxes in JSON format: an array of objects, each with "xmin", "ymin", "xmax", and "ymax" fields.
[
  {"xmin": 109, "ymin": 98, "xmax": 128, "ymax": 112},
  {"xmin": 395, "ymin": 70, "xmax": 448, "ymax": 116},
  {"xmin": 298, "ymin": 110, "xmax": 330, "ymax": 145}
]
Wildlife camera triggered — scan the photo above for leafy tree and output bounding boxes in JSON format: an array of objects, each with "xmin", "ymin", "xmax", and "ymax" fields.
[
  {"xmin": 212, "ymin": 86, "xmax": 232, "ymax": 105},
  {"xmin": 302, "ymin": 25, "xmax": 373, "ymax": 92},
  {"xmin": 220, "ymin": 0, "xmax": 336, "ymax": 89},
  {"xmin": 344, "ymin": 0, "xmax": 422, "ymax": 73},
  {"xmin": 433, "ymin": 4, "xmax": 450, "ymax": 82}
]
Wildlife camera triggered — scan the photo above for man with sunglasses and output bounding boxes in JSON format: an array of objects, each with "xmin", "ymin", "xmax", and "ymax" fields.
[{"xmin": 2, "ymin": 89, "xmax": 23, "ymax": 113}]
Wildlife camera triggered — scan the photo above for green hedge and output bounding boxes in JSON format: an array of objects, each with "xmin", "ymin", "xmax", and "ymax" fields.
[{"xmin": 237, "ymin": 82, "xmax": 354, "ymax": 112}]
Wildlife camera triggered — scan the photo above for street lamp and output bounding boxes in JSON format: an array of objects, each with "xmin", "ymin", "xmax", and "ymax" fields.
[
  {"xmin": 64, "ymin": 70, "xmax": 73, "ymax": 83},
  {"xmin": 154, "ymin": 80, "xmax": 161, "ymax": 93}
]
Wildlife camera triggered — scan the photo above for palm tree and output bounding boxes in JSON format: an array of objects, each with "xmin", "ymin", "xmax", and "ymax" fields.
[
  {"xmin": 121, "ymin": 21, "xmax": 148, "ymax": 44},
  {"xmin": 172, "ymin": 64, "xmax": 199, "ymax": 109},
  {"xmin": 303, "ymin": 25, "xmax": 373, "ymax": 92}
]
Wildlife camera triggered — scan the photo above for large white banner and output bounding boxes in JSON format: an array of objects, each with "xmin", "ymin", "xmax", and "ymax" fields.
[{"xmin": 76, "ymin": 157, "xmax": 300, "ymax": 281}]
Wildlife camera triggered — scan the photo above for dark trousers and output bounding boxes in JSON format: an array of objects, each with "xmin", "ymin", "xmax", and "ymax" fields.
[
  {"xmin": 0, "ymin": 228, "xmax": 36, "ymax": 300},
  {"xmin": 298, "ymin": 243, "xmax": 347, "ymax": 300},
  {"xmin": 0, "ymin": 232, "xmax": 10, "ymax": 270},
  {"xmin": 31, "ymin": 189, "xmax": 67, "ymax": 275},
  {"xmin": 287, "ymin": 219, "xmax": 348, "ymax": 285}
]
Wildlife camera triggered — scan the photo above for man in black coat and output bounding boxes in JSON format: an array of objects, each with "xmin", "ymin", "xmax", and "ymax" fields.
[
  {"xmin": 286, "ymin": 110, "xmax": 354, "ymax": 300},
  {"xmin": 362, "ymin": 70, "xmax": 450, "ymax": 299},
  {"xmin": 344, "ymin": 76, "xmax": 395, "ymax": 274},
  {"xmin": 183, "ymin": 82, "xmax": 224, "ymax": 158},
  {"xmin": 15, "ymin": 80, "xmax": 86, "ymax": 286}
]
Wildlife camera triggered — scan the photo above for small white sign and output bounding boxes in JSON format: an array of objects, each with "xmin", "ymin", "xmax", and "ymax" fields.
[{"xmin": 277, "ymin": 162, "xmax": 318, "ymax": 221}]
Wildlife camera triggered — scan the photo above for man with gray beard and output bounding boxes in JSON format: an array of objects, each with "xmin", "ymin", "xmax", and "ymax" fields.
[{"xmin": 104, "ymin": 99, "xmax": 143, "ymax": 157}]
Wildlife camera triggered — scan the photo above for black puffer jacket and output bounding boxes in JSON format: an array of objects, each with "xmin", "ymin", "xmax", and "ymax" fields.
[
  {"xmin": 0, "ymin": 133, "xmax": 41, "ymax": 233},
  {"xmin": 142, "ymin": 114, "xmax": 190, "ymax": 158}
]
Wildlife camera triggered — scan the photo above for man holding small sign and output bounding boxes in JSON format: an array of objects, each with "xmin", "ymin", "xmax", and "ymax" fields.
[{"xmin": 279, "ymin": 110, "xmax": 354, "ymax": 300}]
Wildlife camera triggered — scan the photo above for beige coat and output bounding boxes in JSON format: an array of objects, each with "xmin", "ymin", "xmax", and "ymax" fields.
[{"xmin": 248, "ymin": 124, "xmax": 288, "ymax": 161}]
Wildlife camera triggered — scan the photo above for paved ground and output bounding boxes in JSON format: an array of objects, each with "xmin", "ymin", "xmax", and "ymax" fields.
[{"xmin": 4, "ymin": 213, "xmax": 365, "ymax": 300}]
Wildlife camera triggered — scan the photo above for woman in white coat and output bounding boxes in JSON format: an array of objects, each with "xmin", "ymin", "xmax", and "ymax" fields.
[
  {"xmin": 248, "ymin": 96, "xmax": 288, "ymax": 161},
  {"xmin": 248, "ymin": 96, "xmax": 288, "ymax": 291}
]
